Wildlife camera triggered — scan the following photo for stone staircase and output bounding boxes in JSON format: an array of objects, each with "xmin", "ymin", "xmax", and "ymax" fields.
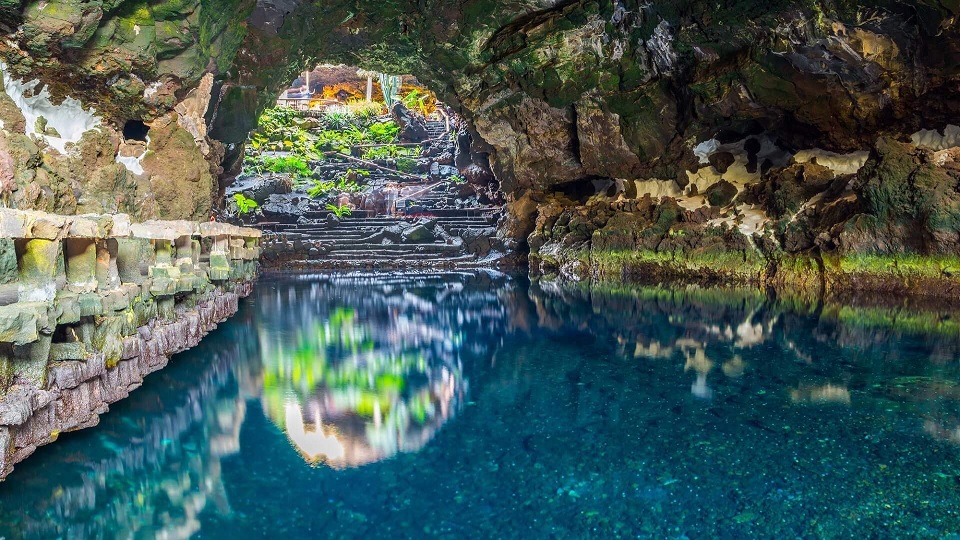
[
  {"xmin": 261, "ymin": 211, "xmax": 501, "ymax": 269},
  {"xmin": 248, "ymin": 110, "xmax": 505, "ymax": 270}
]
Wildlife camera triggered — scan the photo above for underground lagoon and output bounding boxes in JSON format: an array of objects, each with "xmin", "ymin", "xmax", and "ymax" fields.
[{"xmin": 1, "ymin": 273, "xmax": 959, "ymax": 538}]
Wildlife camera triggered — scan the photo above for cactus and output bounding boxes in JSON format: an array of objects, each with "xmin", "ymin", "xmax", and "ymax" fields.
[{"xmin": 377, "ymin": 73, "xmax": 402, "ymax": 106}]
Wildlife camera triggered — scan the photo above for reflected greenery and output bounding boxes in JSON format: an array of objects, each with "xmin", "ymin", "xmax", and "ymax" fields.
[
  {"xmin": 255, "ymin": 277, "xmax": 472, "ymax": 467},
  {"xmin": 0, "ymin": 273, "xmax": 959, "ymax": 538}
]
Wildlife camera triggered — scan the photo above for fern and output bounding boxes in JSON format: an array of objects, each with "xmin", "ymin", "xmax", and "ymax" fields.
[{"xmin": 325, "ymin": 203, "xmax": 353, "ymax": 218}]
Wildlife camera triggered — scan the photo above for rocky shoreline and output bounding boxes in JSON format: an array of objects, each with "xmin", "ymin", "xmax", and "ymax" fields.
[{"xmin": 524, "ymin": 134, "xmax": 960, "ymax": 300}]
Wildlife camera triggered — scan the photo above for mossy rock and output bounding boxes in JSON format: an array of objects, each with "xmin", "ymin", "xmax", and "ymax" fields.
[{"xmin": 704, "ymin": 180, "xmax": 738, "ymax": 207}]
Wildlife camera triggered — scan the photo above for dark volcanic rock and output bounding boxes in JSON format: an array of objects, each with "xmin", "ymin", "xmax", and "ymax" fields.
[
  {"xmin": 3, "ymin": 0, "xmax": 960, "ymax": 296},
  {"xmin": 391, "ymin": 102, "xmax": 429, "ymax": 142},
  {"xmin": 704, "ymin": 180, "xmax": 738, "ymax": 207},
  {"xmin": 4, "ymin": 0, "xmax": 959, "ymax": 201},
  {"xmin": 226, "ymin": 174, "xmax": 292, "ymax": 204},
  {"xmin": 261, "ymin": 193, "xmax": 314, "ymax": 219},
  {"xmin": 709, "ymin": 152, "xmax": 736, "ymax": 174}
]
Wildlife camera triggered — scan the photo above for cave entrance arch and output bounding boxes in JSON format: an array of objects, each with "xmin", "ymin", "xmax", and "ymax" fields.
[{"xmin": 224, "ymin": 63, "xmax": 506, "ymax": 269}]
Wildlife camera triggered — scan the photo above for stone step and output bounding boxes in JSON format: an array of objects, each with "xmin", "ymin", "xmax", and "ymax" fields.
[
  {"xmin": 331, "ymin": 220, "xmax": 495, "ymax": 227},
  {"xmin": 294, "ymin": 219, "xmax": 495, "ymax": 228},
  {"xmin": 277, "ymin": 221, "xmax": 495, "ymax": 233},
  {"xmin": 280, "ymin": 253, "xmax": 480, "ymax": 267},
  {"xmin": 280, "ymin": 233, "xmax": 367, "ymax": 241},
  {"xmin": 293, "ymin": 208, "xmax": 498, "ymax": 220},
  {"xmin": 284, "ymin": 229, "xmax": 373, "ymax": 235},
  {"xmin": 326, "ymin": 243, "xmax": 465, "ymax": 253},
  {"xmin": 280, "ymin": 228, "xmax": 493, "ymax": 239},
  {"xmin": 319, "ymin": 251, "xmax": 474, "ymax": 261}
]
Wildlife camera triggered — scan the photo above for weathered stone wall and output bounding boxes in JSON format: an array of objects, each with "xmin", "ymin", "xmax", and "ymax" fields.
[{"xmin": 0, "ymin": 209, "xmax": 260, "ymax": 479}]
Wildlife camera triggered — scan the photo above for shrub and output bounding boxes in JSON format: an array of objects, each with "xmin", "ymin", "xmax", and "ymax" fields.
[
  {"xmin": 367, "ymin": 121, "xmax": 399, "ymax": 143},
  {"xmin": 395, "ymin": 157, "xmax": 418, "ymax": 173},
  {"xmin": 400, "ymin": 89, "xmax": 435, "ymax": 117},
  {"xmin": 347, "ymin": 100, "xmax": 386, "ymax": 121},
  {"xmin": 320, "ymin": 110, "xmax": 355, "ymax": 131},
  {"xmin": 361, "ymin": 144, "xmax": 420, "ymax": 160},
  {"xmin": 262, "ymin": 155, "xmax": 312, "ymax": 178},
  {"xmin": 307, "ymin": 180, "xmax": 335, "ymax": 199}
]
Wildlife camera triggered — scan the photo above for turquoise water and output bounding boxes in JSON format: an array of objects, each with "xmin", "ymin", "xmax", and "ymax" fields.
[{"xmin": 2, "ymin": 272, "xmax": 960, "ymax": 539}]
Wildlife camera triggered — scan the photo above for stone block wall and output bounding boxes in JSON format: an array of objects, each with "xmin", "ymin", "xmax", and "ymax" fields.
[{"xmin": 0, "ymin": 209, "xmax": 261, "ymax": 479}]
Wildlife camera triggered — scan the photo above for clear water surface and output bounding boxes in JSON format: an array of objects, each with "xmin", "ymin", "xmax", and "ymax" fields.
[{"xmin": 1, "ymin": 272, "xmax": 959, "ymax": 539}]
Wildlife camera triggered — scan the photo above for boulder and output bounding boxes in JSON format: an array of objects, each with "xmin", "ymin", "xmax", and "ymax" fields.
[
  {"xmin": 709, "ymin": 152, "xmax": 736, "ymax": 174},
  {"xmin": 391, "ymin": 102, "xmax": 429, "ymax": 142},
  {"xmin": 226, "ymin": 174, "xmax": 292, "ymax": 205},
  {"xmin": 704, "ymin": 180, "xmax": 738, "ymax": 207},
  {"xmin": 261, "ymin": 193, "xmax": 313, "ymax": 219},
  {"xmin": 401, "ymin": 224, "xmax": 437, "ymax": 243}
]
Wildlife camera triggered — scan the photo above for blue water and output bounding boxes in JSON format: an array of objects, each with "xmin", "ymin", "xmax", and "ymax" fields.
[{"xmin": 1, "ymin": 273, "xmax": 959, "ymax": 539}]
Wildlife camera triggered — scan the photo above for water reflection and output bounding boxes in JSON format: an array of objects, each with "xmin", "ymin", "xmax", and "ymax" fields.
[
  {"xmin": 0, "ymin": 274, "xmax": 959, "ymax": 538},
  {"xmin": 253, "ymin": 273, "xmax": 511, "ymax": 467},
  {"xmin": 530, "ymin": 282, "xmax": 960, "ymax": 448},
  {"xmin": 0, "ymin": 308, "xmax": 262, "ymax": 540}
]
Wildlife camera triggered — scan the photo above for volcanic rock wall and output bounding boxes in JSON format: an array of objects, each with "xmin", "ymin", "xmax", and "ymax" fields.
[
  {"xmin": 527, "ymin": 132, "xmax": 960, "ymax": 297},
  {"xmin": 0, "ymin": 209, "xmax": 260, "ymax": 479},
  {"xmin": 0, "ymin": 1, "xmax": 958, "ymax": 289}
]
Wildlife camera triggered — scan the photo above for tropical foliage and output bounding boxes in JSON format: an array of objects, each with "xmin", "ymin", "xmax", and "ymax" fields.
[
  {"xmin": 244, "ymin": 107, "xmax": 402, "ymax": 176},
  {"xmin": 400, "ymin": 88, "xmax": 436, "ymax": 117},
  {"xmin": 233, "ymin": 193, "xmax": 259, "ymax": 214},
  {"xmin": 306, "ymin": 174, "xmax": 364, "ymax": 199},
  {"xmin": 325, "ymin": 203, "xmax": 353, "ymax": 218}
]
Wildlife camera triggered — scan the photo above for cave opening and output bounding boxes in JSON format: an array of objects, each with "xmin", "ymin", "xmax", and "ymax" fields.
[
  {"xmin": 226, "ymin": 64, "xmax": 505, "ymax": 269},
  {"xmin": 122, "ymin": 119, "xmax": 149, "ymax": 142}
]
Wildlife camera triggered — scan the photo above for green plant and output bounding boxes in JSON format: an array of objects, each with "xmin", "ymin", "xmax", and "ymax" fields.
[
  {"xmin": 361, "ymin": 144, "xmax": 420, "ymax": 160},
  {"xmin": 306, "ymin": 170, "xmax": 366, "ymax": 199},
  {"xmin": 233, "ymin": 193, "xmax": 259, "ymax": 214},
  {"xmin": 326, "ymin": 203, "xmax": 353, "ymax": 218},
  {"xmin": 400, "ymin": 89, "xmax": 432, "ymax": 117},
  {"xmin": 367, "ymin": 121, "xmax": 399, "ymax": 143},
  {"xmin": 320, "ymin": 110, "xmax": 355, "ymax": 130},
  {"xmin": 395, "ymin": 157, "xmax": 419, "ymax": 174},
  {"xmin": 307, "ymin": 180, "xmax": 336, "ymax": 198},
  {"xmin": 347, "ymin": 100, "xmax": 385, "ymax": 121},
  {"xmin": 377, "ymin": 73, "xmax": 402, "ymax": 106},
  {"xmin": 335, "ymin": 169, "xmax": 368, "ymax": 193},
  {"xmin": 337, "ymin": 179, "xmax": 361, "ymax": 193},
  {"xmin": 315, "ymin": 130, "xmax": 354, "ymax": 154},
  {"xmin": 449, "ymin": 174, "xmax": 465, "ymax": 184},
  {"xmin": 262, "ymin": 155, "xmax": 312, "ymax": 178},
  {"xmin": 248, "ymin": 107, "xmax": 315, "ymax": 154},
  {"xmin": 344, "ymin": 168, "xmax": 370, "ymax": 178}
]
